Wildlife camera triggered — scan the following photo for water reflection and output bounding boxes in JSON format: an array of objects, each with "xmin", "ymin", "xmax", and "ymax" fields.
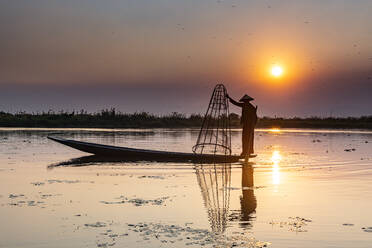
[
  {"xmin": 47, "ymin": 153, "xmax": 230, "ymax": 168},
  {"xmin": 271, "ymin": 150, "xmax": 282, "ymax": 186},
  {"xmin": 195, "ymin": 163, "xmax": 231, "ymax": 233},
  {"xmin": 240, "ymin": 164, "xmax": 257, "ymax": 228},
  {"xmin": 196, "ymin": 162, "xmax": 257, "ymax": 232},
  {"xmin": 268, "ymin": 128, "xmax": 281, "ymax": 133},
  {"xmin": 48, "ymin": 157, "xmax": 257, "ymax": 233},
  {"xmin": 47, "ymin": 155, "xmax": 151, "ymax": 169}
]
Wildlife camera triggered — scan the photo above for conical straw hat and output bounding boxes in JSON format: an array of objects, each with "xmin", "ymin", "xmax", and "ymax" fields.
[{"xmin": 239, "ymin": 94, "xmax": 254, "ymax": 102}]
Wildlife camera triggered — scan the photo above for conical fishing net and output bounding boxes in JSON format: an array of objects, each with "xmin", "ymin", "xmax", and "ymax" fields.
[{"xmin": 193, "ymin": 84, "xmax": 231, "ymax": 155}]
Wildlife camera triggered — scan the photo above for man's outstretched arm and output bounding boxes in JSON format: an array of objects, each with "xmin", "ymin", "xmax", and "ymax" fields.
[{"xmin": 226, "ymin": 94, "xmax": 243, "ymax": 107}]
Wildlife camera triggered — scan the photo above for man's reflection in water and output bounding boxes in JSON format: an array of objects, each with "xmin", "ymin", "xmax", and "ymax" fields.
[{"xmin": 240, "ymin": 162, "xmax": 257, "ymax": 228}]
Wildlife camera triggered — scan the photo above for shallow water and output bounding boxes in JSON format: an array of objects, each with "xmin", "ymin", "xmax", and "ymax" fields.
[{"xmin": 1, "ymin": 128, "xmax": 372, "ymax": 248}]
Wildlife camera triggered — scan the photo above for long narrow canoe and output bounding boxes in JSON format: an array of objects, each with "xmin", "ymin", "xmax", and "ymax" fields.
[{"xmin": 48, "ymin": 137, "xmax": 255, "ymax": 163}]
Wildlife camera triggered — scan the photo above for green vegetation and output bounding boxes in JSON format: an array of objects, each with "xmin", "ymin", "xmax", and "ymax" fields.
[{"xmin": 0, "ymin": 109, "xmax": 372, "ymax": 129}]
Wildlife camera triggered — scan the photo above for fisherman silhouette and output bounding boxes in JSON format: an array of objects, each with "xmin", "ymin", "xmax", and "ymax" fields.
[{"xmin": 226, "ymin": 93, "xmax": 258, "ymax": 156}]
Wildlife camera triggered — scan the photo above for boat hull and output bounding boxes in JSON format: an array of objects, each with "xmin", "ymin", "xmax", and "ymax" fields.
[{"xmin": 48, "ymin": 137, "xmax": 255, "ymax": 163}]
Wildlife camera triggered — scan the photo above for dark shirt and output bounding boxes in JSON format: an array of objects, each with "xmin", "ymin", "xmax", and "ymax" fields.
[{"xmin": 229, "ymin": 98, "xmax": 257, "ymax": 126}]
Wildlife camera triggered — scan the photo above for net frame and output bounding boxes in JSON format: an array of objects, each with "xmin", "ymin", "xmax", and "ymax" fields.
[{"xmin": 192, "ymin": 84, "xmax": 232, "ymax": 155}]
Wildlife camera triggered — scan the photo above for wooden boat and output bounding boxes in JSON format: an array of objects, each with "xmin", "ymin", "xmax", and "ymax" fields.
[{"xmin": 48, "ymin": 137, "xmax": 255, "ymax": 163}]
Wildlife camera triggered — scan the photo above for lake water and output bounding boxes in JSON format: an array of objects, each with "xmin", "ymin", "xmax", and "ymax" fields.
[{"xmin": 1, "ymin": 128, "xmax": 372, "ymax": 248}]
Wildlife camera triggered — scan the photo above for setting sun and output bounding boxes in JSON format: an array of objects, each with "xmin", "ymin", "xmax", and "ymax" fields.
[{"xmin": 271, "ymin": 65, "xmax": 283, "ymax": 77}]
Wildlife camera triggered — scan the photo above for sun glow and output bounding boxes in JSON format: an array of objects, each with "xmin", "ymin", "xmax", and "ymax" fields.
[{"xmin": 271, "ymin": 65, "xmax": 283, "ymax": 77}]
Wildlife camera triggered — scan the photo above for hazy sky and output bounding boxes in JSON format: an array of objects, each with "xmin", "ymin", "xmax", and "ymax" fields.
[{"xmin": 1, "ymin": 0, "xmax": 371, "ymax": 117}]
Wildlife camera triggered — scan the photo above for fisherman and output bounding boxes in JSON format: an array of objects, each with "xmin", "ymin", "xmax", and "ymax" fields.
[{"xmin": 226, "ymin": 93, "xmax": 258, "ymax": 156}]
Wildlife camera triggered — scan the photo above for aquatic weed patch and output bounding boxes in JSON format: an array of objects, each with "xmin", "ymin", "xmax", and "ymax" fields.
[
  {"xmin": 125, "ymin": 222, "xmax": 270, "ymax": 247},
  {"xmin": 5, "ymin": 192, "xmax": 62, "ymax": 208},
  {"xmin": 362, "ymin": 227, "xmax": 372, "ymax": 233},
  {"xmin": 100, "ymin": 195, "xmax": 172, "ymax": 206},
  {"xmin": 269, "ymin": 217, "xmax": 312, "ymax": 232}
]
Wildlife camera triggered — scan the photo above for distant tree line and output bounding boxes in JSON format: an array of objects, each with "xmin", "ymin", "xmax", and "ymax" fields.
[
  {"xmin": 0, "ymin": 109, "xmax": 372, "ymax": 129},
  {"xmin": 258, "ymin": 116, "xmax": 372, "ymax": 129},
  {"xmin": 0, "ymin": 109, "xmax": 206, "ymax": 128}
]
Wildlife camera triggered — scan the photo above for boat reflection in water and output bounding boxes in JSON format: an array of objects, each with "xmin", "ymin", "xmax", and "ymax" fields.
[
  {"xmin": 47, "ymin": 155, "xmax": 150, "ymax": 168},
  {"xmin": 195, "ymin": 162, "xmax": 256, "ymax": 233}
]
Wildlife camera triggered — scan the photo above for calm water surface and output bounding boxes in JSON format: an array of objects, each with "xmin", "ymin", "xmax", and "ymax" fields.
[{"xmin": 1, "ymin": 128, "xmax": 372, "ymax": 248}]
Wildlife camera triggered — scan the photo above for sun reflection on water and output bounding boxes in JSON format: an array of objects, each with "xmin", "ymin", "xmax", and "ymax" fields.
[
  {"xmin": 271, "ymin": 150, "xmax": 282, "ymax": 186},
  {"xmin": 268, "ymin": 128, "xmax": 281, "ymax": 133}
]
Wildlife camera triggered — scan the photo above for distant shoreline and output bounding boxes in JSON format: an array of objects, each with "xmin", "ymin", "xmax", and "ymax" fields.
[{"xmin": 1, "ymin": 110, "xmax": 372, "ymax": 130}]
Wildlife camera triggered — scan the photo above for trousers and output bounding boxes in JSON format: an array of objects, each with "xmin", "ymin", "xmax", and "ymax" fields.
[{"xmin": 242, "ymin": 124, "xmax": 255, "ymax": 155}]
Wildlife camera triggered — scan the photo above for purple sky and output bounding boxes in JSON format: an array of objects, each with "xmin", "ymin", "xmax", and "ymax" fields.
[{"xmin": 1, "ymin": 0, "xmax": 371, "ymax": 117}]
